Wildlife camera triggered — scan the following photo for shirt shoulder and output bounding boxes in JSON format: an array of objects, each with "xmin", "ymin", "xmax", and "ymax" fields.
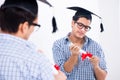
[
  {"xmin": 85, "ymin": 36, "xmax": 101, "ymax": 48},
  {"xmin": 53, "ymin": 36, "xmax": 68, "ymax": 45}
]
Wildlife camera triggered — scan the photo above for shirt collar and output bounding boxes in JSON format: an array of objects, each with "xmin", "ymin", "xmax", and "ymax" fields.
[
  {"xmin": 64, "ymin": 32, "xmax": 89, "ymax": 47},
  {"xmin": 0, "ymin": 33, "xmax": 36, "ymax": 49}
]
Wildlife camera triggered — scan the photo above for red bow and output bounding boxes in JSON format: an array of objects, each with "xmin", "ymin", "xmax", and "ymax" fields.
[
  {"xmin": 54, "ymin": 64, "xmax": 60, "ymax": 70},
  {"xmin": 81, "ymin": 52, "xmax": 93, "ymax": 61}
]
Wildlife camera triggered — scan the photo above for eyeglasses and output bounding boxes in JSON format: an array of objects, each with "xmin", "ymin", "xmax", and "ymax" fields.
[
  {"xmin": 31, "ymin": 23, "xmax": 41, "ymax": 31},
  {"xmin": 75, "ymin": 21, "xmax": 91, "ymax": 31},
  {"xmin": 31, "ymin": 23, "xmax": 41, "ymax": 27}
]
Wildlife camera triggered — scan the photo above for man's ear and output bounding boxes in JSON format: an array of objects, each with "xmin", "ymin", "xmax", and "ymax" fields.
[
  {"xmin": 71, "ymin": 20, "xmax": 75, "ymax": 28},
  {"xmin": 19, "ymin": 21, "xmax": 29, "ymax": 34}
]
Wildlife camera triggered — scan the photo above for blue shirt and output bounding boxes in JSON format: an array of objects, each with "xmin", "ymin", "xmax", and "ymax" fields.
[
  {"xmin": 52, "ymin": 34, "xmax": 107, "ymax": 80},
  {"xmin": 0, "ymin": 34, "xmax": 54, "ymax": 80}
]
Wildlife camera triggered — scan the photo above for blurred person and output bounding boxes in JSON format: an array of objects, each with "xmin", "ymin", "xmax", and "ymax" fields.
[{"xmin": 0, "ymin": 0, "xmax": 66, "ymax": 80}]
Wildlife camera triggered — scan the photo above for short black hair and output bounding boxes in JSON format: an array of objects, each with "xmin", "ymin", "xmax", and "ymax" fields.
[
  {"xmin": 0, "ymin": 7, "xmax": 37, "ymax": 33},
  {"xmin": 72, "ymin": 14, "xmax": 92, "ymax": 22}
]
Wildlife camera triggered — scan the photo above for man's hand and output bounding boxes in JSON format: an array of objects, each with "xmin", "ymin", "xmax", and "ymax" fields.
[
  {"xmin": 54, "ymin": 70, "xmax": 67, "ymax": 80},
  {"xmin": 70, "ymin": 43, "xmax": 80, "ymax": 56},
  {"xmin": 89, "ymin": 56, "xmax": 99, "ymax": 67}
]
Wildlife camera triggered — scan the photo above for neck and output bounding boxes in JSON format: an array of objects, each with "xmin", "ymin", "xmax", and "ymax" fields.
[
  {"xmin": 69, "ymin": 33, "xmax": 85, "ymax": 46},
  {"xmin": 0, "ymin": 31, "xmax": 26, "ymax": 40}
]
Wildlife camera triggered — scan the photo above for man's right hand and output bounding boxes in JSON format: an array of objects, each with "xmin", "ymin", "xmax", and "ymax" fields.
[
  {"xmin": 70, "ymin": 43, "xmax": 80, "ymax": 56},
  {"xmin": 54, "ymin": 70, "xmax": 67, "ymax": 80}
]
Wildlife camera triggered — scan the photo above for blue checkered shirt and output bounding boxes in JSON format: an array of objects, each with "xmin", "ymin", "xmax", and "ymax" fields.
[
  {"xmin": 52, "ymin": 34, "xmax": 107, "ymax": 80},
  {"xmin": 0, "ymin": 34, "xmax": 54, "ymax": 80}
]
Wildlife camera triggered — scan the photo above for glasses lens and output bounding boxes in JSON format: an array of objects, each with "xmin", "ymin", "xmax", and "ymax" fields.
[
  {"xmin": 34, "ymin": 26, "xmax": 40, "ymax": 31},
  {"xmin": 86, "ymin": 27, "xmax": 91, "ymax": 31},
  {"xmin": 75, "ymin": 22, "xmax": 91, "ymax": 31},
  {"xmin": 31, "ymin": 23, "xmax": 41, "ymax": 32}
]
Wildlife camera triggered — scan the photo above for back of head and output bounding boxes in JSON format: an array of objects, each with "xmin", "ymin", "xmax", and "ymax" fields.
[{"xmin": 0, "ymin": 0, "xmax": 38, "ymax": 33}]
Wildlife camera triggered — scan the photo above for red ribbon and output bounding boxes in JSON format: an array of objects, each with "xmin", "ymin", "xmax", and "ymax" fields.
[
  {"xmin": 81, "ymin": 52, "xmax": 93, "ymax": 61},
  {"xmin": 54, "ymin": 64, "xmax": 60, "ymax": 70}
]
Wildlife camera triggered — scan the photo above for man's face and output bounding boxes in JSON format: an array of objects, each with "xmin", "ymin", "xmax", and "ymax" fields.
[{"xmin": 71, "ymin": 17, "xmax": 91, "ymax": 39}]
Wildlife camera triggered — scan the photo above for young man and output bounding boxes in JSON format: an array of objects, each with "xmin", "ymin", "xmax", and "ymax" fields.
[
  {"xmin": 52, "ymin": 7, "xmax": 107, "ymax": 80},
  {"xmin": 0, "ymin": 0, "xmax": 66, "ymax": 80}
]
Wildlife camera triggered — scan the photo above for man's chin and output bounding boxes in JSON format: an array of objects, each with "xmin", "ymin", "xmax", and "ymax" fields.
[{"xmin": 77, "ymin": 35, "xmax": 85, "ymax": 39}]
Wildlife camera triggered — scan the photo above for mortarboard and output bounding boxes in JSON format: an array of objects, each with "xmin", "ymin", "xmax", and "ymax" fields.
[
  {"xmin": 38, "ymin": 0, "xmax": 57, "ymax": 33},
  {"xmin": 39, "ymin": 0, "xmax": 52, "ymax": 7},
  {"xmin": 1, "ymin": 0, "xmax": 38, "ymax": 16},
  {"xmin": 67, "ymin": 6, "xmax": 104, "ymax": 32},
  {"xmin": 1, "ymin": 0, "xmax": 57, "ymax": 33}
]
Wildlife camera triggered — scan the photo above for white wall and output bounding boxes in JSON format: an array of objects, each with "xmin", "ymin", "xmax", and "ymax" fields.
[
  {"xmin": 0, "ymin": 0, "xmax": 120, "ymax": 79},
  {"xmin": 99, "ymin": 0, "xmax": 120, "ymax": 80}
]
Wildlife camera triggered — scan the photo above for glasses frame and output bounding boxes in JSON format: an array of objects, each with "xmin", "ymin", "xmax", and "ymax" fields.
[
  {"xmin": 30, "ymin": 23, "xmax": 41, "ymax": 31},
  {"xmin": 74, "ymin": 21, "xmax": 91, "ymax": 31},
  {"xmin": 31, "ymin": 23, "xmax": 41, "ymax": 28}
]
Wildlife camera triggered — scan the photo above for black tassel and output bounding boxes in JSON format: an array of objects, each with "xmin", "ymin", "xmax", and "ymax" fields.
[
  {"xmin": 52, "ymin": 16, "xmax": 57, "ymax": 33},
  {"xmin": 100, "ymin": 23, "xmax": 104, "ymax": 32}
]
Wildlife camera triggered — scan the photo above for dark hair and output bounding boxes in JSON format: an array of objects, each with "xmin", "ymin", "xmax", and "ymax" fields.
[
  {"xmin": 0, "ymin": 7, "xmax": 37, "ymax": 33},
  {"xmin": 72, "ymin": 14, "xmax": 92, "ymax": 22}
]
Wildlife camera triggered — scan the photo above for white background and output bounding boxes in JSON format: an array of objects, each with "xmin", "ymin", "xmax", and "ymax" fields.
[{"xmin": 0, "ymin": 0, "xmax": 120, "ymax": 80}]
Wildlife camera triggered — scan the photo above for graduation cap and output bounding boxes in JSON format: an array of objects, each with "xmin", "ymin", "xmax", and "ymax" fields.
[
  {"xmin": 1, "ymin": 0, "xmax": 38, "ymax": 16},
  {"xmin": 39, "ymin": 0, "xmax": 52, "ymax": 7},
  {"xmin": 67, "ymin": 6, "xmax": 104, "ymax": 32},
  {"xmin": 1, "ymin": 0, "xmax": 57, "ymax": 33},
  {"xmin": 38, "ymin": 0, "xmax": 57, "ymax": 33}
]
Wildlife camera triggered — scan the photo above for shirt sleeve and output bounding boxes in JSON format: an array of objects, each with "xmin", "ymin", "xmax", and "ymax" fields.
[
  {"xmin": 96, "ymin": 45, "xmax": 107, "ymax": 72},
  {"xmin": 52, "ymin": 41, "xmax": 71, "ymax": 76},
  {"xmin": 33, "ymin": 54, "xmax": 55, "ymax": 80}
]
